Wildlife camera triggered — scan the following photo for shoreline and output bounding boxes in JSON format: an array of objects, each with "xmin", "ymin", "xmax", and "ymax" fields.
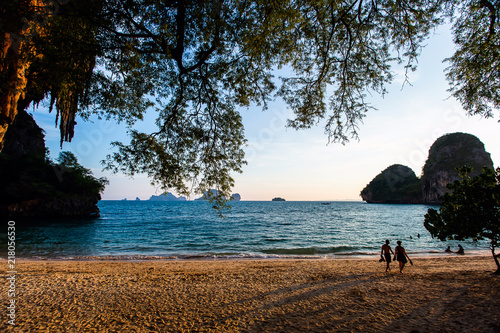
[
  {"xmin": 2, "ymin": 256, "xmax": 499, "ymax": 332},
  {"xmin": 3, "ymin": 249, "xmax": 492, "ymax": 262}
]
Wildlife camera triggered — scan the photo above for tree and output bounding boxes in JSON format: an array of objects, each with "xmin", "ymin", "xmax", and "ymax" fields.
[
  {"xmin": 1, "ymin": 0, "xmax": 499, "ymax": 203},
  {"xmin": 85, "ymin": 0, "xmax": 447, "ymax": 200},
  {"xmin": 424, "ymin": 167, "xmax": 500, "ymax": 274},
  {"xmin": 56, "ymin": 151, "xmax": 109, "ymax": 195},
  {"xmin": 445, "ymin": 0, "xmax": 500, "ymax": 118}
]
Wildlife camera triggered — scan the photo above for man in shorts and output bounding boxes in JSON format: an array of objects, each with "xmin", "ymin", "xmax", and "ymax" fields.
[{"xmin": 380, "ymin": 239, "xmax": 394, "ymax": 272}]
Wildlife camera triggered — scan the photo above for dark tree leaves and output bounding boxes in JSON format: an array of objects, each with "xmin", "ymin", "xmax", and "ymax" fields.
[
  {"xmin": 424, "ymin": 167, "xmax": 500, "ymax": 273},
  {"xmin": 93, "ymin": 0, "xmax": 447, "ymax": 200},
  {"xmin": 445, "ymin": 0, "xmax": 500, "ymax": 118}
]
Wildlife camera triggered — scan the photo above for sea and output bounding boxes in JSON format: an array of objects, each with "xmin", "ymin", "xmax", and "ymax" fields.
[{"xmin": 1, "ymin": 201, "xmax": 491, "ymax": 260}]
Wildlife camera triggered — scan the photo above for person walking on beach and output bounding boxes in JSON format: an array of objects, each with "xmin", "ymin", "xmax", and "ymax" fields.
[
  {"xmin": 380, "ymin": 239, "xmax": 394, "ymax": 272},
  {"xmin": 394, "ymin": 240, "xmax": 412, "ymax": 273}
]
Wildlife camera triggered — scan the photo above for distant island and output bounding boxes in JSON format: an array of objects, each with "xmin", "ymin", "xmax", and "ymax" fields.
[
  {"xmin": 272, "ymin": 197, "xmax": 286, "ymax": 201},
  {"xmin": 122, "ymin": 191, "xmax": 241, "ymax": 201},
  {"xmin": 360, "ymin": 132, "xmax": 494, "ymax": 204},
  {"xmin": 122, "ymin": 197, "xmax": 141, "ymax": 201},
  {"xmin": 149, "ymin": 192, "xmax": 187, "ymax": 201},
  {"xmin": 194, "ymin": 189, "xmax": 241, "ymax": 201}
]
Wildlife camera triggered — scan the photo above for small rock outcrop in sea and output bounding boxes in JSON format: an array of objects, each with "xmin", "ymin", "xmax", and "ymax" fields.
[
  {"xmin": 272, "ymin": 197, "xmax": 286, "ymax": 201},
  {"xmin": 421, "ymin": 132, "xmax": 494, "ymax": 203},
  {"xmin": 360, "ymin": 164, "xmax": 423, "ymax": 204},
  {"xmin": 360, "ymin": 132, "xmax": 494, "ymax": 204},
  {"xmin": 149, "ymin": 192, "xmax": 187, "ymax": 201},
  {"xmin": 231, "ymin": 193, "xmax": 241, "ymax": 201},
  {"xmin": 0, "ymin": 111, "xmax": 106, "ymax": 219}
]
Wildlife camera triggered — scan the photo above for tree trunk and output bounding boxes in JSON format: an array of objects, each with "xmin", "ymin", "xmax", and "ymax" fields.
[{"xmin": 492, "ymin": 245, "xmax": 500, "ymax": 275}]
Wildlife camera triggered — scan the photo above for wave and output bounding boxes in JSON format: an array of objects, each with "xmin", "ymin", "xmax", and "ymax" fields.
[{"xmin": 261, "ymin": 246, "xmax": 358, "ymax": 255}]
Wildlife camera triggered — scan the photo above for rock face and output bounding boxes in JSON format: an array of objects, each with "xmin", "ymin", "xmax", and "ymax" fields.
[
  {"xmin": 360, "ymin": 132, "xmax": 494, "ymax": 204},
  {"xmin": 194, "ymin": 190, "xmax": 241, "ymax": 201},
  {"xmin": 0, "ymin": 10, "xmax": 33, "ymax": 152},
  {"xmin": 421, "ymin": 132, "xmax": 494, "ymax": 204},
  {"xmin": 360, "ymin": 164, "xmax": 423, "ymax": 204},
  {"xmin": 4, "ymin": 195, "xmax": 101, "ymax": 219},
  {"xmin": 0, "ymin": 110, "xmax": 104, "ymax": 219},
  {"xmin": 1, "ymin": 110, "xmax": 45, "ymax": 159},
  {"xmin": 195, "ymin": 189, "xmax": 222, "ymax": 201}
]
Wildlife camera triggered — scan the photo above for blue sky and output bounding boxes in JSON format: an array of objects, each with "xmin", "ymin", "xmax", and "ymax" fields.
[{"xmin": 31, "ymin": 25, "xmax": 500, "ymax": 201}]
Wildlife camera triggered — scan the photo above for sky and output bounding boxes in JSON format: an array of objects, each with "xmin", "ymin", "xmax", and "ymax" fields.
[{"xmin": 30, "ymin": 25, "xmax": 500, "ymax": 201}]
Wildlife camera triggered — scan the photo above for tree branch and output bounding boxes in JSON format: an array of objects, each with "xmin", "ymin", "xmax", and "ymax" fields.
[{"xmin": 479, "ymin": 0, "xmax": 498, "ymax": 40}]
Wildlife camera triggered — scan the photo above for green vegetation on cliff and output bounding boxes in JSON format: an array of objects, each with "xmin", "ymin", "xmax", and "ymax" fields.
[
  {"xmin": 360, "ymin": 164, "xmax": 422, "ymax": 204},
  {"xmin": 0, "ymin": 111, "xmax": 107, "ymax": 218},
  {"xmin": 0, "ymin": 150, "xmax": 107, "ymax": 204}
]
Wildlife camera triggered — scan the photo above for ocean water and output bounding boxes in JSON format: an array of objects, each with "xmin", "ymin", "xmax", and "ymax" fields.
[{"xmin": 1, "ymin": 201, "xmax": 490, "ymax": 260}]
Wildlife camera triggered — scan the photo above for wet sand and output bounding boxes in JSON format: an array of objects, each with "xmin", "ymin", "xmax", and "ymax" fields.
[{"xmin": 1, "ymin": 256, "xmax": 499, "ymax": 332}]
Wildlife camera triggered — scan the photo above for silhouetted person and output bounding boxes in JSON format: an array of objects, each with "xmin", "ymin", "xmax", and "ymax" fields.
[
  {"xmin": 445, "ymin": 246, "xmax": 452, "ymax": 253},
  {"xmin": 380, "ymin": 239, "xmax": 394, "ymax": 272},
  {"xmin": 394, "ymin": 240, "xmax": 412, "ymax": 273},
  {"xmin": 456, "ymin": 244, "xmax": 464, "ymax": 255}
]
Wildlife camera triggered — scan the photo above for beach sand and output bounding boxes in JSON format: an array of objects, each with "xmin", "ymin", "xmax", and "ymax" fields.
[{"xmin": 1, "ymin": 256, "xmax": 499, "ymax": 332}]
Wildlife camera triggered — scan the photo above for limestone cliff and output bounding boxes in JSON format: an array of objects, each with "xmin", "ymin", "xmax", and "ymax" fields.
[
  {"xmin": 360, "ymin": 164, "xmax": 423, "ymax": 204},
  {"xmin": 0, "ymin": 1, "xmax": 33, "ymax": 151},
  {"xmin": 0, "ymin": 110, "xmax": 106, "ymax": 219},
  {"xmin": 1, "ymin": 108, "xmax": 45, "ymax": 159},
  {"xmin": 421, "ymin": 132, "xmax": 494, "ymax": 204},
  {"xmin": 1, "ymin": 1, "xmax": 99, "ymax": 151},
  {"xmin": 360, "ymin": 133, "xmax": 494, "ymax": 204}
]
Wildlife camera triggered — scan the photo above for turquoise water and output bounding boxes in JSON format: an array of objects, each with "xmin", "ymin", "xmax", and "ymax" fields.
[{"xmin": 1, "ymin": 201, "xmax": 490, "ymax": 259}]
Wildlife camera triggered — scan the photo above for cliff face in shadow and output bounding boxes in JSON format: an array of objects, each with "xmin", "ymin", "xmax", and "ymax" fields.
[
  {"xmin": 361, "ymin": 133, "xmax": 494, "ymax": 204},
  {"xmin": 0, "ymin": 110, "xmax": 107, "ymax": 219},
  {"xmin": 360, "ymin": 164, "xmax": 423, "ymax": 204},
  {"xmin": 421, "ymin": 133, "xmax": 494, "ymax": 204}
]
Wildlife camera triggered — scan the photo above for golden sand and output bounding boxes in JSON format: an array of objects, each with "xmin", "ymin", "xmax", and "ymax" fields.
[{"xmin": 1, "ymin": 256, "xmax": 499, "ymax": 332}]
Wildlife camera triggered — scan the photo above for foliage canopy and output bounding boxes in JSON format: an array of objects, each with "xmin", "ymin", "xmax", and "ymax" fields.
[
  {"xmin": 2, "ymin": 0, "xmax": 500, "ymax": 201},
  {"xmin": 0, "ymin": 148, "xmax": 107, "ymax": 206}
]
